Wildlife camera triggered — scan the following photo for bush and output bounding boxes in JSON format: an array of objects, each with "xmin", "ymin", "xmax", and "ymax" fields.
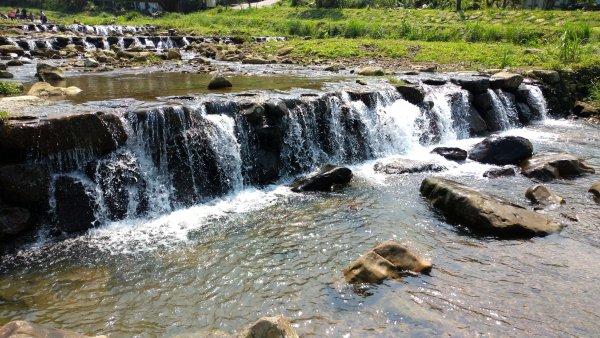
[{"xmin": 0, "ymin": 82, "xmax": 22, "ymax": 96}]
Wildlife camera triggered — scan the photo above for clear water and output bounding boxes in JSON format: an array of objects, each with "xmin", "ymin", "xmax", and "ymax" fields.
[{"xmin": 1, "ymin": 119, "xmax": 599, "ymax": 337}]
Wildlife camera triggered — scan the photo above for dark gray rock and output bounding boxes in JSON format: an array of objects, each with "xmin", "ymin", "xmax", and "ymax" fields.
[
  {"xmin": 431, "ymin": 147, "xmax": 467, "ymax": 161},
  {"xmin": 395, "ymin": 84, "xmax": 425, "ymax": 105},
  {"xmin": 483, "ymin": 167, "xmax": 516, "ymax": 178},
  {"xmin": 0, "ymin": 207, "xmax": 31, "ymax": 241},
  {"xmin": 451, "ymin": 77, "xmax": 490, "ymax": 94},
  {"xmin": 468, "ymin": 136, "xmax": 533, "ymax": 165},
  {"xmin": 207, "ymin": 75, "xmax": 232, "ymax": 90},
  {"xmin": 420, "ymin": 176, "xmax": 563, "ymax": 238},
  {"xmin": 290, "ymin": 165, "xmax": 353, "ymax": 192},
  {"xmin": 0, "ymin": 164, "xmax": 50, "ymax": 212},
  {"xmin": 54, "ymin": 176, "xmax": 97, "ymax": 233}
]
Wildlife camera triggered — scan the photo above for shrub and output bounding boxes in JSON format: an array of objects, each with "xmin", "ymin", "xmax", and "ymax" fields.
[{"xmin": 0, "ymin": 82, "xmax": 22, "ymax": 96}]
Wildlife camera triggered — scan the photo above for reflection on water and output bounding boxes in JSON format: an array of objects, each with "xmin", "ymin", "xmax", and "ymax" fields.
[
  {"xmin": 1, "ymin": 120, "xmax": 599, "ymax": 337},
  {"xmin": 37, "ymin": 72, "xmax": 336, "ymax": 103}
]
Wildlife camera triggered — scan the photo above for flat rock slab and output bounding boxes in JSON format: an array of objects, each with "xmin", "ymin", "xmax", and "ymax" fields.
[
  {"xmin": 431, "ymin": 147, "xmax": 467, "ymax": 161},
  {"xmin": 521, "ymin": 153, "xmax": 595, "ymax": 181},
  {"xmin": 420, "ymin": 177, "xmax": 563, "ymax": 238},
  {"xmin": 374, "ymin": 158, "xmax": 446, "ymax": 175}
]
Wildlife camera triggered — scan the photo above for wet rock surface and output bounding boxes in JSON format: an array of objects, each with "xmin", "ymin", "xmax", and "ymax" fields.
[
  {"xmin": 36, "ymin": 62, "xmax": 65, "ymax": 81},
  {"xmin": 54, "ymin": 176, "xmax": 97, "ymax": 233},
  {"xmin": 526, "ymin": 184, "xmax": 565, "ymax": 206},
  {"xmin": 431, "ymin": 147, "xmax": 467, "ymax": 161},
  {"xmin": 589, "ymin": 181, "xmax": 600, "ymax": 201},
  {"xmin": 521, "ymin": 153, "xmax": 595, "ymax": 181},
  {"xmin": 290, "ymin": 165, "xmax": 353, "ymax": 192},
  {"xmin": 343, "ymin": 240, "xmax": 432, "ymax": 284},
  {"xmin": 374, "ymin": 158, "xmax": 446, "ymax": 175},
  {"xmin": 240, "ymin": 316, "xmax": 298, "ymax": 338},
  {"xmin": 0, "ymin": 207, "xmax": 31, "ymax": 242},
  {"xmin": 483, "ymin": 166, "xmax": 517, "ymax": 178},
  {"xmin": 420, "ymin": 177, "xmax": 563, "ymax": 238},
  {"xmin": 208, "ymin": 75, "xmax": 232, "ymax": 90},
  {"xmin": 468, "ymin": 136, "xmax": 533, "ymax": 165}
]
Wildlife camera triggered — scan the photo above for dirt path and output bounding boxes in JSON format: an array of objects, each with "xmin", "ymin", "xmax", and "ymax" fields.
[{"xmin": 231, "ymin": 0, "xmax": 280, "ymax": 9}]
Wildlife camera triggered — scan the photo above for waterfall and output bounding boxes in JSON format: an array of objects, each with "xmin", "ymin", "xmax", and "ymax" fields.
[
  {"xmin": 487, "ymin": 89, "xmax": 521, "ymax": 130},
  {"xmin": 524, "ymin": 84, "xmax": 548, "ymax": 120}
]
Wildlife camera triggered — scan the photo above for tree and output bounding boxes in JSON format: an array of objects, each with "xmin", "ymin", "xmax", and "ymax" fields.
[{"xmin": 157, "ymin": 0, "xmax": 181, "ymax": 11}]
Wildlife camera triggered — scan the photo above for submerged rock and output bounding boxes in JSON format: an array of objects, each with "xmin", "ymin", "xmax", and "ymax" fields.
[
  {"xmin": 468, "ymin": 136, "xmax": 533, "ymax": 165},
  {"xmin": 374, "ymin": 158, "xmax": 446, "ymax": 175},
  {"xmin": 36, "ymin": 62, "xmax": 65, "ymax": 81},
  {"xmin": 589, "ymin": 181, "xmax": 600, "ymax": 201},
  {"xmin": 356, "ymin": 66, "xmax": 384, "ymax": 76},
  {"xmin": 420, "ymin": 177, "xmax": 563, "ymax": 238},
  {"xmin": 343, "ymin": 240, "xmax": 432, "ymax": 284},
  {"xmin": 240, "ymin": 316, "xmax": 298, "ymax": 338},
  {"xmin": 483, "ymin": 167, "xmax": 516, "ymax": 178},
  {"xmin": 27, "ymin": 82, "xmax": 82, "ymax": 96},
  {"xmin": 0, "ymin": 206, "xmax": 31, "ymax": 241},
  {"xmin": 290, "ymin": 165, "xmax": 353, "ymax": 192},
  {"xmin": 526, "ymin": 184, "xmax": 565, "ymax": 206},
  {"xmin": 208, "ymin": 75, "xmax": 232, "ymax": 90},
  {"xmin": 0, "ymin": 320, "xmax": 105, "ymax": 338},
  {"xmin": 521, "ymin": 153, "xmax": 595, "ymax": 181},
  {"xmin": 54, "ymin": 176, "xmax": 97, "ymax": 233},
  {"xmin": 431, "ymin": 147, "xmax": 467, "ymax": 161}
]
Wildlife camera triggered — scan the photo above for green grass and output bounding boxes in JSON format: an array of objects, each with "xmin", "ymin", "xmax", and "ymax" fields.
[{"xmin": 0, "ymin": 82, "xmax": 22, "ymax": 96}]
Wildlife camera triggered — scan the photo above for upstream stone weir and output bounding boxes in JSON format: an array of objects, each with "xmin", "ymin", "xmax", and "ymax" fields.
[{"xmin": 0, "ymin": 77, "xmax": 549, "ymax": 243}]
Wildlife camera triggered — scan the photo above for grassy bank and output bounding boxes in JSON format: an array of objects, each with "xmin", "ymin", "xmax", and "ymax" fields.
[{"xmin": 2, "ymin": 4, "xmax": 600, "ymax": 70}]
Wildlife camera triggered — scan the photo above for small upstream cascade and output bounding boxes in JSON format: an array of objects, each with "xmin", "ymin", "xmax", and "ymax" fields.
[{"xmin": 39, "ymin": 82, "xmax": 549, "ymax": 227}]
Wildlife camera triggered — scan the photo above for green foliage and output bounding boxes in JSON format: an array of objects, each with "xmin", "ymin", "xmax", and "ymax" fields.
[
  {"xmin": 591, "ymin": 81, "xmax": 600, "ymax": 107},
  {"xmin": 500, "ymin": 47, "xmax": 511, "ymax": 68},
  {"xmin": 560, "ymin": 29, "xmax": 582, "ymax": 63},
  {"xmin": 0, "ymin": 82, "xmax": 22, "ymax": 96}
]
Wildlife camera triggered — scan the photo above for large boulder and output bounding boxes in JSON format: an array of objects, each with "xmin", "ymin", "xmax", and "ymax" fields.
[
  {"xmin": 420, "ymin": 177, "xmax": 563, "ymax": 238},
  {"xmin": 207, "ymin": 75, "xmax": 232, "ymax": 90},
  {"xmin": 240, "ymin": 316, "xmax": 298, "ymax": 338},
  {"xmin": 54, "ymin": 176, "xmax": 97, "ymax": 233},
  {"xmin": 525, "ymin": 184, "xmax": 565, "ymax": 206},
  {"xmin": 356, "ymin": 66, "xmax": 384, "ymax": 76},
  {"xmin": 521, "ymin": 153, "xmax": 595, "ymax": 181},
  {"xmin": 0, "ymin": 207, "xmax": 31, "ymax": 241},
  {"xmin": 0, "ymin": 164, "xmax": 50, "ymax": 211},
  {"xmin": 0, "ymin": 112, "xmax": 127, "ymax": 167},
  {"xmin": 343, "ymin": 240, "xmax": 432, "ymax": 284},
  {"xmin": 290, "ymin": 165, "xmax": 353, "ymax": 192},
  {"xmin": 0, "ymin": 45, "xmax": 25, "ymax": 56},
  {"xmin": 468, "ymin": 136, "xmax": 533, "ymax": 165},
  {"xmin": 36, "ymin": 63, "xmax": 66, "ymax": 81},
  {"xmin": 395, "ymin": 84, "xmax": 425, "ymax": 105},
  {"xmin": 490, "ymin": 72, "xmax": 524, "ymax": 91},
  {"xmin": 0, "ymin": 320, "xmax": 105, "ymax": 338},
  {"xmin": 374, "ymin": 158, "xmax": 446, "ymax": 175},
  {"xmin": 431, "ymin": 147, "xmax": 467, "ymax": 161}
]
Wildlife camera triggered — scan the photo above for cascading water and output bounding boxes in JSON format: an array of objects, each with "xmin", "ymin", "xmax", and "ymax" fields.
[
  {"xmin": 524, "ymin": 84, "xmax": 548, "ymax": 120},
  {"xmin": 487, "ymin": 88, "xmax": 521, "ymax": 130}
]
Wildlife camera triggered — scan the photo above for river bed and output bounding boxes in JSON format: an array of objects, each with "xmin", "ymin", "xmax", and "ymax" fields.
[{"xmin": 0, "ymin": 118, "xmax": 598, "ymax": 337}]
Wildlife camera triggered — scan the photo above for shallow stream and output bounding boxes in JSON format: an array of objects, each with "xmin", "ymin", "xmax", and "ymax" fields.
[{"xmin": 1, "ymin": 118, "xmax": 598, "ymax": 337}]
